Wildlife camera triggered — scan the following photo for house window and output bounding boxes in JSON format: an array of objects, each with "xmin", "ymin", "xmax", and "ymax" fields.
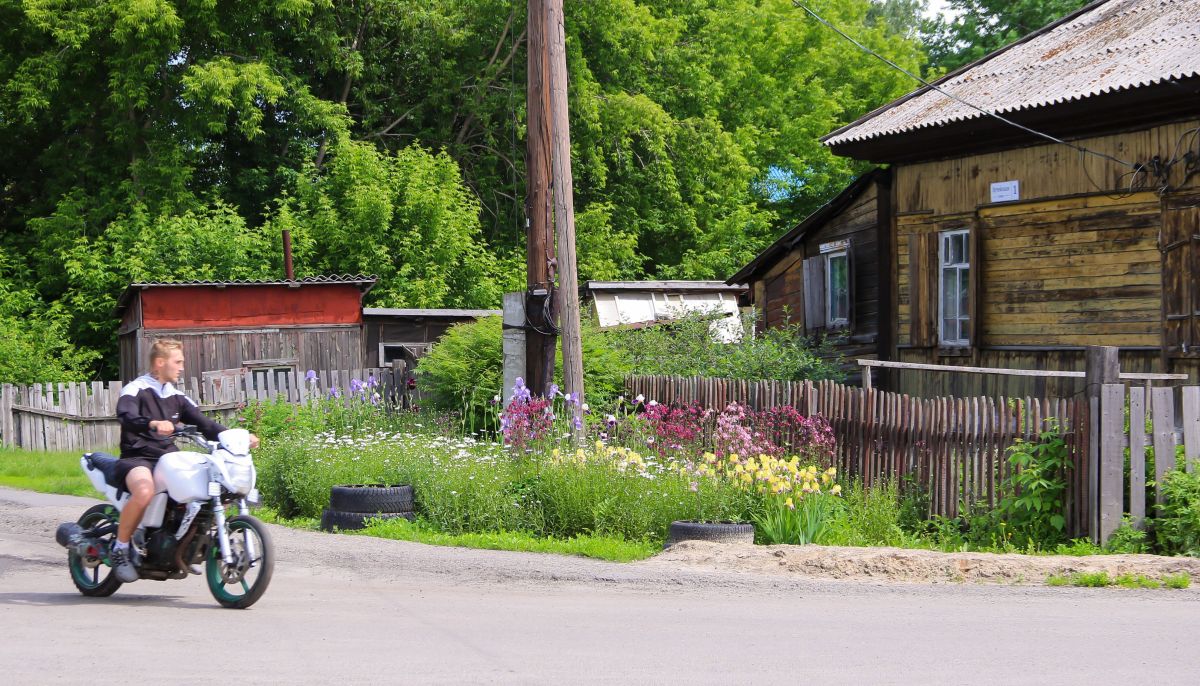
[
  {"xmin": 825, "ymin": 251, "xmax": 850, "ymax": 327},
  {"xmin": 939, "ymin": 229, "xmax": 971, "ymax": 346}
]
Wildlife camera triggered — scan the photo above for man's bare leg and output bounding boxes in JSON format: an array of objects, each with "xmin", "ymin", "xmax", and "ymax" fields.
[{"xmin": 116, "ymin": 466, "xmax": 154, "ymax": 543}]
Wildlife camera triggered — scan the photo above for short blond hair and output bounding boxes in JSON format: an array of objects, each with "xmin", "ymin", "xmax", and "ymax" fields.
[{"xmin": 148, "ymin": 339, "xmax": 184, "ymax": 365}]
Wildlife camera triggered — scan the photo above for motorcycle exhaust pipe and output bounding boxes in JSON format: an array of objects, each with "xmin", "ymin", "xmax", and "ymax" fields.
[
  {"xmin": 56, "ymin": 522, "xmax": 105, "ymax": 559},
  {"xmin": 55, "ymin": 522, "xmax": 84, "ymax": 548}
]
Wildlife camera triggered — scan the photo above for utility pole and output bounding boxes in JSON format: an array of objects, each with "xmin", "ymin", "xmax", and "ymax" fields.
[
  {"xmin": 525, "ymin": 0, "xmax": 556, "ymax": 395},
  {"xmin": 546, "ymin": 0, "xmax": 585, "ymax": 413}
]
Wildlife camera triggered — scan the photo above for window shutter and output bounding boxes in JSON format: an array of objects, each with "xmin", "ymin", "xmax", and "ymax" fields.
[
  {"xmin": 969, "ymin": 221, "xmax": 981, "ymax": 346},
  {"xmin": 908, "ymin": 233, "xmax": 937, "ymax": 347},
  {"xmin": 846, "ymin": 244, "xmax": 856, "ymax": 332},
  {"xmin": 1162, "ymin": 196, "xmax": 1200, "ymax": 353},
  {"xmin": 803, "ymin": 256, "xmax": 826, "ymax": 332}
]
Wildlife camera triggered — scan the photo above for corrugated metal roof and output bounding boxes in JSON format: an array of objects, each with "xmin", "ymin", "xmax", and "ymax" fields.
[
  {"xmin": 128, "ymin": 275, "xmax": 377, "ymax": 289},
  {"xmin": 824, "ymin": 0, "xmax": 1200, "ymax": 146},
  {"xmin": 116, "ymin": 275, "xmax": 377, "ymax": 314},
  {"xmin": 586, "ymin": 280, "xmax": 747, "ymax": 292}
]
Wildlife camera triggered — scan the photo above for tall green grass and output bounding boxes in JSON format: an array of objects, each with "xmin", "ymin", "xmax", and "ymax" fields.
[
  {"xmin": 0, "ymin": 448, "xmax": 95, "ymax": 497},
  {"xmin": 256, "ymin": 432, "xmax": 758, "ymax": 546}
]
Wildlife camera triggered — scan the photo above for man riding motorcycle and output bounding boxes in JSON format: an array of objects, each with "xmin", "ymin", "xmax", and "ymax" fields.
[{"xmin": 110, "ymin": 339, "xmax": 259, "ymax": 582}]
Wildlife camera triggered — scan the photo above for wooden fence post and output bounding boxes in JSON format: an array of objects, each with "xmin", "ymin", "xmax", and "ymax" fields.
[
  {"xmin": 1085, "ymin": 346, "xmax": 1119, "ymax": 543},
  {"xmin": 1182, "ymin": 386, "xmax": 1199, "ymax": 473},
  {"xmin": 1151, "ymin": 386, "xmax": 1177, "ymax": 508},
  {"xmin": 1128, "ymin": 387, "xmax": 1147, "ymax": 529},
  {"xmin": 1098, "ymin": 383, "xmax": 1126, "ymax": 543}
]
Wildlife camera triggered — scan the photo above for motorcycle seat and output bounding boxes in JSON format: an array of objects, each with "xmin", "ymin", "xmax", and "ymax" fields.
[{"xmin": 84, "ymin": 452, "xmax": 123, "ymax": 490}]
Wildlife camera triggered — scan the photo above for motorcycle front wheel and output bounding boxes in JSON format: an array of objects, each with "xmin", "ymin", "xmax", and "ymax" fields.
[
  {"xmin": 206, "ymin": 514, "xmax": 274, "ymax": 609},
  {"xmin": 68, "ymin": 504, "xmax": 123, "ymax": 597}
]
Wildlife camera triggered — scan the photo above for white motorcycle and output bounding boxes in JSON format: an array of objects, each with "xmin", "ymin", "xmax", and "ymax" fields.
[{"xmin": 55, "ymin": 426, "xmax": 274, "ymax": 609}]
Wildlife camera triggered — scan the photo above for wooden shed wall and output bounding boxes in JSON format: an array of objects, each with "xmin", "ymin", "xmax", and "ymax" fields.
[
  {"xmin": 122, "ymin": 326, "xmax": 364, "ymax": 382},
  {"xmin": 362, "ymin": 318, "xmax": 474, "ymax": 367}
]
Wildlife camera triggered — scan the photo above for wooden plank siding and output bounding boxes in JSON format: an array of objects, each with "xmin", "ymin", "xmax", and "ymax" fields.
[
  {"xmin": 894, "ymin": 119, "xmax": 1200, "ymax": 217},
  {"xmin": 124, "ymin": 326, "xmax": 365, "ymax": 383},
  {"xmin": 742, "ymin": 176, "xmax": 886, "ymax": 380},
  {"xmin": 881, "ymin": 118, "xmax": 1200, "ymax": 398}
]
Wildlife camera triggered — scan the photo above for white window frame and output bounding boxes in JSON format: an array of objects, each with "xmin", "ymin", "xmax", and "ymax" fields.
[
  {"xmin": 825, "ymin": 250, "xmax": 850, "ymax": 328},
  {"xmin": 938, "ymin": 229, "xmax": 971, "ymax": 346}
]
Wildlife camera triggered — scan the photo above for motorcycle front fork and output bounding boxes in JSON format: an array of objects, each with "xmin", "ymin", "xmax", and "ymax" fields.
[{"xmin": 210, "ymin": 497, "xmax": 257, "ymax": 565}]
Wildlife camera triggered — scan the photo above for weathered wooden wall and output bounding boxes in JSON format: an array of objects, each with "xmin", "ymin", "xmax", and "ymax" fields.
[
  {"xmin": 121, "ymin": 326, "xmax": 365, "ymax": 383},
  {"xmin": 746, "ymin": 177, "xmax": 886, "ymax": 380},
  {"xmin": 889, "ymin": 118, "xmax": 1200, "ymax": 397},
  {"xmin": 895, "ymin": 119, "xmax": 1200, "ymax": 216}
]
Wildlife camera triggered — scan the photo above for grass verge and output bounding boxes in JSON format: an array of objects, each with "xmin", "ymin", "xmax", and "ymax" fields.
[
  {"xmin": 252, "ymin": 506, "xmax": 657, "ymax": 563},
  {"xmin": 1044, "ymin": 571, "xmax": 1191, "ymax": 589},
  {"xmin": 0, "ymin": 448, "xmax": 96, "ymax": 497}
]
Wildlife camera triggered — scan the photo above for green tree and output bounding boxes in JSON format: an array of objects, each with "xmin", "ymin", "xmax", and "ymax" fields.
[
  {"xmin": 1, "ymin": 0, "xmax": 926, "ymax": 378},
  {"xmin": 923, "ymin": 0, "xmax": 1090, "ymax": 72}
]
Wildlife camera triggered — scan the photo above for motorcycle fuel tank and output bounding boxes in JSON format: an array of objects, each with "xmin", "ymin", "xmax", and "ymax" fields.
[{"xmin": 154, "ymin": 451, "xmax": 211, "ymax": 503}]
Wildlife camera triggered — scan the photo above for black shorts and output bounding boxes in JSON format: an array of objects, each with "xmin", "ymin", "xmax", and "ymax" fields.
[{"xmin": 113, "ymin": 457, "xmax": 158, "ymax": 486}]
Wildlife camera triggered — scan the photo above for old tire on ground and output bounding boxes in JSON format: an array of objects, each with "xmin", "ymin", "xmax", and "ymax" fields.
[
  {"xmin": 329, "ymin": 484, "xmax": 414, "ymax": 513},
  {"xmin": 664, "ymin": 521, "xmax": 755, "ymax": 548},
  {"xmin": 320, "ymin": 508, "xmax": 415, "ymax": 532}
]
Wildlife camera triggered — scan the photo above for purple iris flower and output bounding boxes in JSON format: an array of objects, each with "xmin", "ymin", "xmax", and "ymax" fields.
[{"xmin": 305, "ymin": 370, "xmax": 318, "ymax": 382}]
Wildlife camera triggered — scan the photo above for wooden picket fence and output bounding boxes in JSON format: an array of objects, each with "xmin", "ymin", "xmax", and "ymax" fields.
[
  {"xmin": 625, "ymin": 375, "xmax": 1089, "ymax": 534},
  {"xmin": 0, "ymin": 367, "xmax": 417, "ymax": 452},
  {"xmin": 1096, "ymin": 384, "xmax": 1200, "ymax": 540}
]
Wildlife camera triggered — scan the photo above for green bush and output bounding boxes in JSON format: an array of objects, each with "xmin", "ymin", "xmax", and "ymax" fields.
[
  {"xmin": 1153, "ymin": 468, "xmax": 1200, "ymax": 556},
  {"xmin": 823, "ymin": 480, "xmax": 913, "ymax": 547},
  {"xmin": 606, "ymin": 310, "xmax": 844, "ymax": 382},
  {"xmin": 997, "ymin": 420, "xmax": 1072, "ymax": 549},
  {"xmin": 414, "ymin": 315, "xmax": 505, "ymax": 430},
  {"xmin": 1104, "ymin": 516, "xmax": 1149, "ymax": 554},
  {"xmin": 416, "ymin": 315, "xmax": 632, "ymax": 429}
]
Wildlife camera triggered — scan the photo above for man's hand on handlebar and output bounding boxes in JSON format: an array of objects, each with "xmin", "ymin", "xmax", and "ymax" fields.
[{"xmin": 149, "ymin": 420, "xmax": 175, "ymax": 437}]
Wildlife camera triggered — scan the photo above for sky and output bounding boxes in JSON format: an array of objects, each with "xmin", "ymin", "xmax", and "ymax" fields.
[{"xmin": 924, "ymin": 0, "xmax": 958, "ymax": 19}]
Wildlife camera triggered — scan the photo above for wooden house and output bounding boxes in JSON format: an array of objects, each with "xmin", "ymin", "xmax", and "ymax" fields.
[
  {"xmin": 728, "ymin": 168, "xmax": 893, "ymax": 376},
  {"xmin": 818, "ymin": 0, "xmax": 1200, "ymax": 398},
  {"xmin": 115, "ymin": 276, "xmax": 376, "ymax": 387},
  {"xmin": 362, "ymin": 307, "xmax": 502, "ymax": 369}
]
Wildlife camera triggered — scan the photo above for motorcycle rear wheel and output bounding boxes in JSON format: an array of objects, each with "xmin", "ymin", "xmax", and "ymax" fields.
[
  {"xmin": 68, "ymin": 504, "xmax": 123, "ymax": 597},
  {"xmin": 206, "ymin": 514, "xmax": 274, "ymax": 609}
]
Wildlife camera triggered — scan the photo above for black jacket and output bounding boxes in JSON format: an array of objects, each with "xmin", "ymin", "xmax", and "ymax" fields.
[{"xmin": 116, "ymin": 374, "xmax": 226, "ymax": 459}]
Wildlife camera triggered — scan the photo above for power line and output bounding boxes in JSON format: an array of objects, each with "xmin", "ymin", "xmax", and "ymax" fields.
[{"xmin": 794, "ymin": 2, "xmax": 1138, "ymax": 171}]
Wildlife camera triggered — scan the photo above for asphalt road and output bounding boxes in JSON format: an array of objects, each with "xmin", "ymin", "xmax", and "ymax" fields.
[{"xmin": 1, "ymin": 487, "xmax": 1198, "ymax": 685}]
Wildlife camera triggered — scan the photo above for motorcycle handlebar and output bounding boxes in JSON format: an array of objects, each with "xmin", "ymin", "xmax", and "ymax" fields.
[{"xmin": 172, "ymin": 424, "xmax": 201, "ymax": 437}]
